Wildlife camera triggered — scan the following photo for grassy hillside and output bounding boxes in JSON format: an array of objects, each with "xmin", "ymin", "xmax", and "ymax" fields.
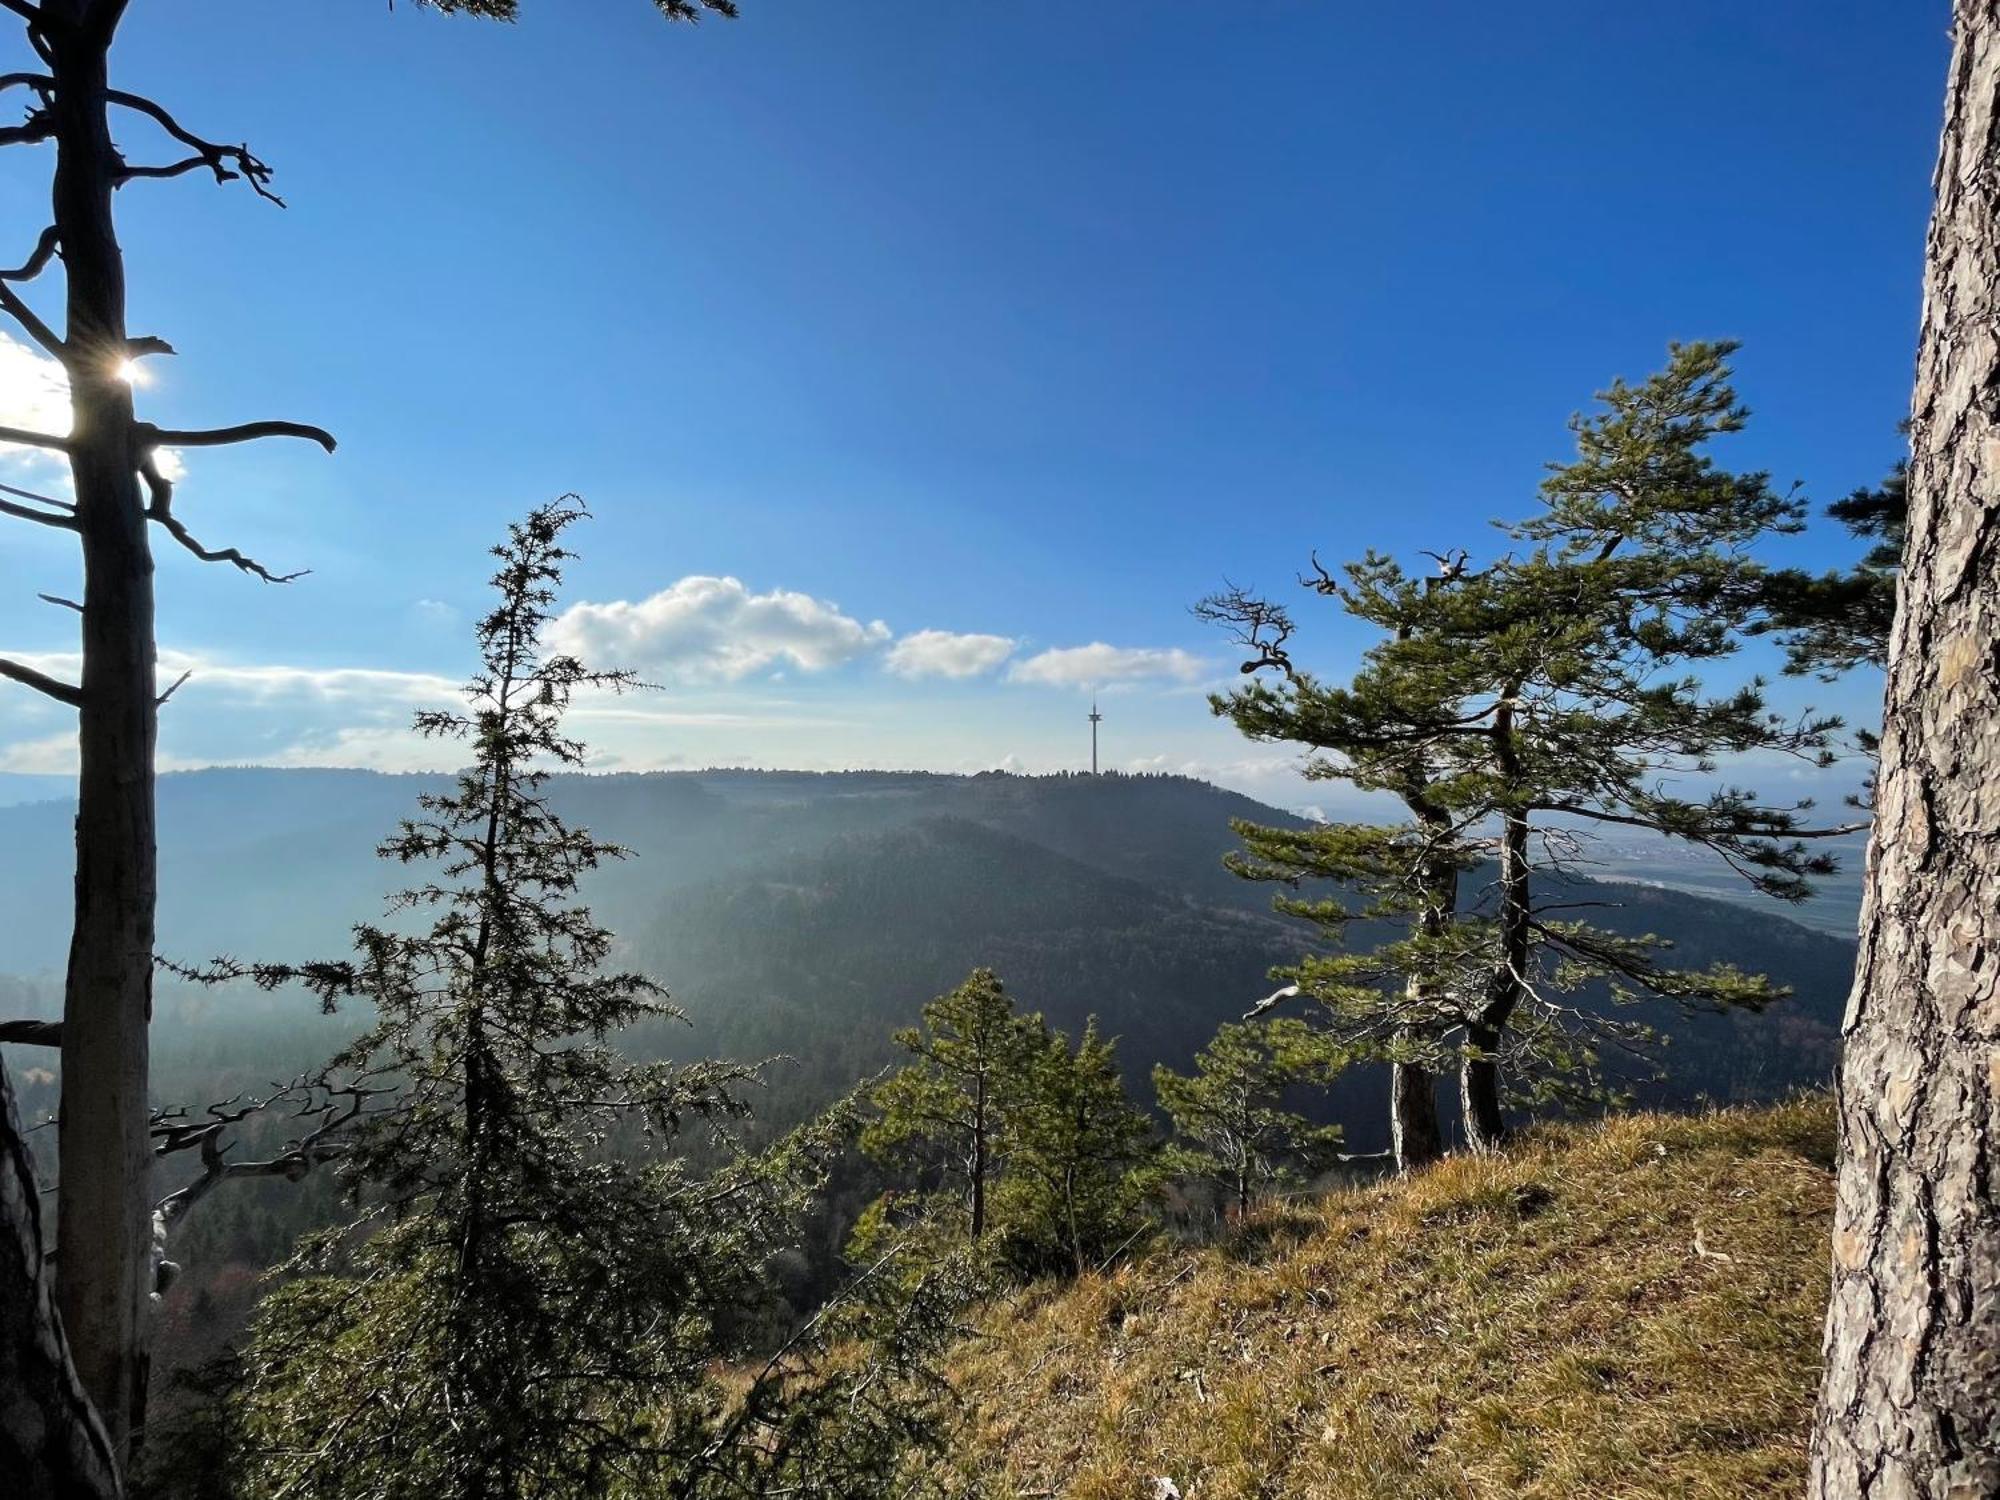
[{"xmin": 941, "ymin": 1097, "xmax": 1835, "ymax": 1499}]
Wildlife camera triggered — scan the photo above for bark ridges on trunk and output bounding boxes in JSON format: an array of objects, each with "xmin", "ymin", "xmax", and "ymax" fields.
[{"xmin": 1810, "ymin": 5, "xmax": 2000, "ymax": 1493}]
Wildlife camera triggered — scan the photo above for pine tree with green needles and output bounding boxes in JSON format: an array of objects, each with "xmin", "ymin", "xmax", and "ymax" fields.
[
  {"xmin": 1153, "ymin": 1019, "xmax": 1347, "ymax": 1219},
  {"xmin": 1752, "ymin": 450, "xmax": 1907, "ymax": 683},
  {"xmin": 1205, "ymin": 343, "xmax": 1855, "ymax": 1155},
  {"xmin": 191, "ymin": 502, "xmax": 965, "ymax": 1500},
  {"xmin": 994, "ymin": 1019, "xmax": 1155, "ymax": 1277},
  {"xmin": 861, "ymin": 968, "xmax": 1045, "ymax": 1245}
]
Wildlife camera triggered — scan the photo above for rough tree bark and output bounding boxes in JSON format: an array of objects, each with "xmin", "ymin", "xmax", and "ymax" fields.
[
  {"xmin": 1, "ymin": 1052, "xmax": 121, "ymax": 1500},
  {"xmin": 1809, "ymin": 4, "xmax": 2000, "ymax": 1493}
]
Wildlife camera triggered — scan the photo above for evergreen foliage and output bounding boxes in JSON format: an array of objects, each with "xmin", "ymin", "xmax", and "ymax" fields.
[
  {"xmin": 992, "ymin": 1020, "xmax": 1156, "ymax": 1276},
  {"xmin": 189, "ymin": 502, "xmax": 965, "ymax": 1500},
  {"xmin": 859, "ymin": 971, "xmax": 1155, "ymax": 1281},
  {"xmin": 1153, "ymin": 1019, "xmax": 1347, "ymax": 1217},
  {"xmin": 1202, "ymin": 343, "xmax": 1853, "ymax": 1150},
  {"xmin": 1752, "ymin": 451, "xmax": 1908, "ymax": 682},
  {"xmin": 861, "ymin": 967, "xmax": 1045, "ymax": 1245}
]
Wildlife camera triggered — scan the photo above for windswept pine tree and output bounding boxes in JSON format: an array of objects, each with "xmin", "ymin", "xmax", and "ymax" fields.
[
  {"xmin": 1206, "ymin": 343, "xmax": 1852, "ymax": 1154},
  {"xmin": 1153, "ymin": 1019, "xmax": 1347, "ymax": 1219},
  {"xmin": 184, "ymin": 502, "xmax": 964, "ymax": 1500}
]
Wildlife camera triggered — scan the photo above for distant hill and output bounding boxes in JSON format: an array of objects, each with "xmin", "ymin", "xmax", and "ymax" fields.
[
  {"xmin": 0, "ymin": 766, "xmax": 1857, "ymax": 1154},
  {"xmin": 938, "ymin": 1096, "xmax": 1835, "ymax": 1499}
]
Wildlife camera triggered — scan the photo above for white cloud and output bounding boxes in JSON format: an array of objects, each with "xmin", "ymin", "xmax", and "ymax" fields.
[
  {"xmin": 0, "ymin": 649, "xmax": 456, "ymax": 706},
  {"xmin": 884, "ymin": 629, "xmax": 1015, "ymax": 680},
  {"xmin": 268, "ymin": 724, "xmax": 457, "ymax": 773},
  {"xmin": 1006, "ymin": 642, "xmax": 1209, "ymax": 690},
  {"xmin": 548, "ymin": 576, "xmax": 891, "ymax": 682},
  {"xmin": 0, "ymin": 333, "xmax": 71, "ymax": 463},
  {"xmin": 0, "ymin": 731, "xmax": 81, "ymax": 775}
]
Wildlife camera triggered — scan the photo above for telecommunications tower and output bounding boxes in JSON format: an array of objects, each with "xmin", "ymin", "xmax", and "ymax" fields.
[{"xmin": 1089, "ymin": 699, "xmax": 1102, "ymax": 775}]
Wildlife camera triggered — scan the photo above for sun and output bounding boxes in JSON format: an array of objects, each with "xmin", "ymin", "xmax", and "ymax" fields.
[{"xmin": 113, "ymin": 357, "xmax": 148, "ymax": 386}]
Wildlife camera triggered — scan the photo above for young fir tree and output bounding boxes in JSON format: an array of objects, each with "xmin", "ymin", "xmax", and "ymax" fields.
[
  {"xmin": 193, "ymin": 501, "xmax": 963, "ymax": 1500},
  {"xmin": 992, "ymin": 1019, "xmax": 1155, "ymax": 1277},
  {"xmin": 861, "ymin": 968, "xmax": 1045, "ymax": 1246},
  {"xmin": 1207, "ymin": 343, "xmax": 1852, "ymax": 1155},
  {"xmin": 1153, "ymin": 1019, "xmax": 1346, "ymax": 1219}
]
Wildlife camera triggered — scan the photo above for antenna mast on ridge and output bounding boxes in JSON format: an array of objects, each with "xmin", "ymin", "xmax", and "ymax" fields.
[{"xmin": 1089, "ymin": 699, "xmax": 1103, "ymax": 776}]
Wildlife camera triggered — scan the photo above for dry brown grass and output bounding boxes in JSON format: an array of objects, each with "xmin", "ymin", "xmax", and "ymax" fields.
[{"xmin": 939, "ymin": 1097, "xmax": 1834, "ymax": 1499}]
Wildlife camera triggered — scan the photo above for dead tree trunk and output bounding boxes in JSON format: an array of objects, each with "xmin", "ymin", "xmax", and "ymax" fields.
[
  {"xmin": 0, "ymin": 5, "xmax": 332, "ymax": 1459},
  {"xmin": 49, "ymin": 15, "xmax": 157, "ymax": 1459},
  {"xmin": 1, "ymin": 1052, "xmax": 121, "ymax": 1500},
  {"xmin": 1808, "ymin": 4, "xmax": 2000, "ymax": 1493}
]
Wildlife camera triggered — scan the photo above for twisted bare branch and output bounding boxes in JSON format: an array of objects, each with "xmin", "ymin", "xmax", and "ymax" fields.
[
  {"xmin": 139, "ymin": 455, "xmax": 308, "ymax": 583},
  {"xmin": 106, "ymin": 88, "xmax": 284, "ymax": 204},
  {"xmin": 141, "ymin": 419, "xmax": 334, "ymax": 452},
  {"xmin": 0, "ymin": 225, "xmax": 56, "ymax": 281},
  {"xmin": 154, "ymin": 1079, "xmax": 383, "ymax": 1232}
]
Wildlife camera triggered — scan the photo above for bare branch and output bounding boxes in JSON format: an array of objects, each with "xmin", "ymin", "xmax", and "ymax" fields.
[
  {"xmin": 0, "ymin": 478, "xmax": 70, "ymax": 509},
  {"xmin": 0, "ymin": 486, "xmax": 77, "ymax": 530},
  {"xmin": 0, "ymin": 279, "xmax": 62, "ymax": 356},
  {"xmin": 0, "ymin": 421, "xmax": 71, "ymax": 453},
  {"xmin": 38, "ymin": 593, "xmax": 80, "ymax": 613},
  {"xmin": 0, "ymin": 225, "xmax": 57, "ymax": 282},
  {"xmin": 140, "ymin": 456, "xmax": 308, "ymax": 584},
  {"xmin": 141, "ymin": 419, "xmax": 334, "ymax": 453},
  {"xmin": 0, "ymin": 655, "xmax": 79, "ymax": 707},
  {"xmin": 105, "ymin": 89, "xmax": 285, "ymax": 205},
  {"xmin": 154, "ymin": 1080, "xmax": 383, "ymax": 1232},
  {"xmin": 155, "ymin": 668, "xmax": 191, "ymax": 706},
  {"xmin": 0, "ymin": 115, "xmax": 51, "ymax": 149},
  {"xmin": 0, "ymin": 1019, "xmax": 60, "ymax": 1047},
  {"xmin": 0, "ymin": 497, "xmax": 75, "ymax": 529}
]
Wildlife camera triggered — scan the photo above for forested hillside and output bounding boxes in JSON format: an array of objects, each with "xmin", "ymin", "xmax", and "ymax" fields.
[{"xmin": 1, "ymin": 766, "xmax": 1857, "ymax": 1160}]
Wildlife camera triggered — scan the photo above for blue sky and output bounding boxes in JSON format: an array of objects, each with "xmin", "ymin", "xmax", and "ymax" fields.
[{"xmin": 0, "ymin": 1, "xmax": 1947, "ymax": 811}]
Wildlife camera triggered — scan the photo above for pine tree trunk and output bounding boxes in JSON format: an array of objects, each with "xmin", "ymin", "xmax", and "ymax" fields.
[
  {"xmin": 969, "ymin": 1069, "xmax": 988, "ymax": 1242},
  {"xmin": 1391, "ymin": 799, "xmax": 1456, "ymax": 1173},
  {"xmin": 1808, "ymin": 5, "xmax": 2000, "ymax": 1491},
  {"xmin": 1463, "ymin": 790, "xmax": 1530, "ymax": 1156},
  {"xmin": 1460, "ymin": 1025, "xmax": 1506, "ymax": 1155},
  {"xmin": 2, "ymin": 1052, "xmax": 121, "ymax": 1500},
  {"xmin": 1390, "ymin": 1057, "xmax": 1442, "ymax": 1173},
  {"xmin": 50, "ymin": 17, "xmax": 158, "ymax": 1462}
]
